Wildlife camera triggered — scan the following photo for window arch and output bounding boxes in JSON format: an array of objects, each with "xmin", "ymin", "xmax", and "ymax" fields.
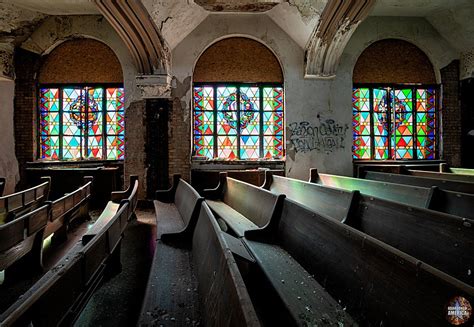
[
  {"xmin": 38, "ymin": 38, "xmax": 125, "ymax": 160},
  {"xmin": 192, "ymin": 37, "xmax": 284, "ymax": 160},
  {"xmin": 352, "ymin": 39, "xmax": 438, "ymax": 160}
]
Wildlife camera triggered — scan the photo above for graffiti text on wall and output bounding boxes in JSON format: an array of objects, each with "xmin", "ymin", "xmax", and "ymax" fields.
[{"xmin": 288, "ymin": 119, "xmax": 348, "ymax": 154}]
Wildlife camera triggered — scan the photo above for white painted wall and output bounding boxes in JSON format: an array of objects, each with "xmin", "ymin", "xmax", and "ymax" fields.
[
  {"xmin": 172, "ymin": 14, "xmax": 461, "ymax": 180},
  {"xmin": 0, "ymin": 79, "xmax": 19, "ymax": 193},
  {"xmin": 172, "ymin": 13, "xmax": 354, "ymax": 180}
]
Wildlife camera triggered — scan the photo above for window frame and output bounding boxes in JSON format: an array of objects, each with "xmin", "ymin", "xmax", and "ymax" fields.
[
  {"xmin": 193, "ymin": 82, "xmax": 285, "ymax": 161},
  {"xmin": 352, "ymin": 83, "xmax": 440, "ymax": 161},
  {"xmin": 37, "ymin": 82, "xmax": 125, "ymax": 161}
]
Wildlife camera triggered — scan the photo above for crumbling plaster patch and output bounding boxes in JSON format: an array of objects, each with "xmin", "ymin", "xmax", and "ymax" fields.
[
  {"xmin": 460, "ymin": 50, "xmax": 474, "ymax": 80},
  {"xmin": 141, "ymin": 0, "xmax": 208, "ymax": 50},
  {"xmin": 0, "ymin": 80, "xmax": 20, "ymax": 193}
]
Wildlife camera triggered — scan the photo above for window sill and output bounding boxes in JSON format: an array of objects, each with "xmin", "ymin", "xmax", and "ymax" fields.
[
  {"xmin": 191, "ymin": 158, "xmax": 285, "ymax": 171},
  {"xmin": 27, "ymin": 159, "xmax": 124, "ymax": 169}
]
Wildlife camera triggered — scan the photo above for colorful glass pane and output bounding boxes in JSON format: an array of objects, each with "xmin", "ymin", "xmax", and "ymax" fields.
[
  {"xmin": 352, "ymin": 88, "xmax": 370, "ymax": 111},
  {"xmin": 263, "ymin": 111, "xmax": 283, "ymax": 135},
  {"xmin": 106, "ymin": 88, "xmax": 124, "ymax": 111},
  {"xmin": 352, "ymin": 135, "xmax": 371, "ymax": 159},
  {"xmin": 263, "ymin": 87, "xmax": 283, "ymax": 111},
  {"xmin": 40, "ymin": 88, "xmax": 59, "ymax": 112},
  {"xmin": 263, "ymin": 135, "xmax": 283, "ymax": 159},
  {"xmin": 63, "ymin": 135, "xmax": 82, "ymax": 160},
  {"xmin": 194, "ymin": 135, "xmax": 214, "ymax": 158},
  {"xmin": 217, "ymin": 112, "xmax": 237, "ymax": 135},
  {"xmin": 87, "ymin": 135, "xmax": 103, "ymax": 159},
  {"xmin": 62, "ymin": 112, "xmax": 82, "ymax": 136},
  {"xmin": 106, "ymin": 135, "xmax": 125, "ymax": 160},
  {"xmin": 217, "ymin": 135, "xmax": 237, "ymax": 159},
  {"xmin": 194, "ymin": 111, "xmax": 214, "ymax": 135},
  {"xmin": 374, "ymin": 136, "xmax": 389, "ymax": 159},
  {"xmin": 240, "ymin": 135, "xmax": 260, "ymax": 159},
  {"xmin": 194, "ymin": 87, "xmax": 214, "ymax": 111},
  {"xmin": 352, "ymin": 111, "xmax": 371, "ymax": 135}
]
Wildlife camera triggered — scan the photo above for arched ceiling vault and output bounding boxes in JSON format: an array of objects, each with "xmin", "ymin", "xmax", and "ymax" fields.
[{"xmin": 93, "ymin": 0, "xmax": 170, "ymax": 75}]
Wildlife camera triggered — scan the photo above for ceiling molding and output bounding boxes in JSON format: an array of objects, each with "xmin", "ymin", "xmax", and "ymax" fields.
[
  {"xmin": 305, "ymin": 0, "xmax": 375, "ymax": 79},
  {"xmin": 94, "ymin": 0, "xmax": 170, "ymax": 75}
]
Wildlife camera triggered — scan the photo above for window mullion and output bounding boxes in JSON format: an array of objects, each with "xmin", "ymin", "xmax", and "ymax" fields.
[
  {"xmin": 102, "ymin": 87, "xmax": 107, "ymax": 160},
  {"xmin": 213, "ymin": 86, "xmax": 218, "ymax": 158},
  {"xmin": 237, "ymin": 86, "xmax": 241, "ymax": 160},
  {"xmin": 369, "ymin": 87, "xmax": 375, "ymax": 160},
  {"xmin": 59, "ymin": 88, "xmax": 64, "ymax": 160},
  {"xmin": 259, "ymin": 85, "xmax": 264, "ymax": 159},
  {"xmin": 413, "ymin": 87, "xmax": 417, "ymax": 159}
]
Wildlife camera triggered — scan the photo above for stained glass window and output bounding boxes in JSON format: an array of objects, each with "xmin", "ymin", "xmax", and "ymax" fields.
[
  {"xmin": 193, "ymin": 84, "xmax": 284, "ymax": 160},
  {"xmin": 352, "ymin": 86, "xmax": 437, "ymax": 160},
  {"xmin": 39, "ymin": 85, "xmax": 124, "ymax": 160}
]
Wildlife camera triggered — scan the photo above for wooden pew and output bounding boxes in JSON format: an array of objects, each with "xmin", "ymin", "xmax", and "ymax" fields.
[
  {"xmin": 0, "ymin": 205, "xmax": 49, "ymax": 282},
  {"xmin": 244, "ymin": 199, "xmax": 474, "ymax": 325},
  {"xmin": 43, "ymin": 176, "xmax": 93, "ymax": 241},
  {"xmin": 408, "ymin": 169, "xmax": 474, "ymax": 184},
  {"xmin": 310, "ymin": 169, "xmax": 474, "ymax": 220},
  {"xmin": 365, "ymin": 170, "xmax": 474, "ymax": 194},
  {"xmin": 264, "ymin": 172, "xmax": 474, "ymax": 285},
  {"xmin": 139, "ymin": 177, "xmax": 260, "ymax": 326},
  {"xmin": 0, "ymin": 177, "xmax": 5, "ymax": 196},
  {"xmin": 0, "ymin": 177, "xmax": 50, "ymax": 225},
  {"xmin": 263, "ymin": 172, "xmax": 357, "ymax": 222},
  {"xmin": 448, "ymin": 167, "xmax": 474, "ymax": 176},
  {"xmin": 203, "ymin": 173, "xmax": 285, "ymax": 237},
  {"xmin": 0, "ymin": 177, "xmax": 139, "ymax": 326}
]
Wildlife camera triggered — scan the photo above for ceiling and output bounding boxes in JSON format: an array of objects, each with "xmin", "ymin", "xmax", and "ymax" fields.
[{"xmin": 0, "ymin": 0, "xmax": 473, "ymax": 53}]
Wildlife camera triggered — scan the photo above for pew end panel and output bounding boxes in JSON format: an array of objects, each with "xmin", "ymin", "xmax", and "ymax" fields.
[
  {"xmin": 192, "ymin": 202, "xmax": 261, "ymax": 327},
  {"xmin": 0, "ymin": 177, "xmax": 5, "ymax": 196},
  {"xmin": 154, "ymin": 174, "xmax": 181, "ymax": 203},
  {"xmin": 201, "ymin": 172, "xmax": 228, "ymax": 200},
  {"xmin": 111, "ymin": 175, "xmax": 139, "ymax": 204}
]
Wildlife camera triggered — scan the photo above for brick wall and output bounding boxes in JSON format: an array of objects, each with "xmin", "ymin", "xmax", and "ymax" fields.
[
  {"xmin": 124, "ymin": 99, "xmax": 147, "ymax": 199},
  {"xmin": 14, "ymin": 48, "xmax": 41, "ymax": 188},
  {"xmin": 440, "ymin": 60, "xmax": 462, "ymax": 167},
  {"xmin": 168, "ymin": 97, "xmax": 191, "ymax": 182}
]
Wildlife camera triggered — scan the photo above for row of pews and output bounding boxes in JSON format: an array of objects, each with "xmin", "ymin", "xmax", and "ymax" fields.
[
  {"xmin": 141, "ymin": 169, "xmax": 473, "ymax": 326},
  {"xmin": 0, "ymin": 175, "xmax": 139, "ymax": 326}
]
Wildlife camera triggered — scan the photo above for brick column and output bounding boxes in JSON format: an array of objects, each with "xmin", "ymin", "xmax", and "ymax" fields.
[{"xmin": 440, "ymin": 60, "xmax": 462, "ymax": 167}]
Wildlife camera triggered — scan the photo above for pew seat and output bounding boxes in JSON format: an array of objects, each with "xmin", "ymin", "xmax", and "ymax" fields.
[
  {"xmin": 203, "ymin": 173, "xmax": 284, "ymax": 237},
  {"xmin": 245, "ymin": 239, "xmax": 355, "ymax": 326},
  {"xmin": 140, "ymin": 177, "xmax": 260, "ymax": 326}
]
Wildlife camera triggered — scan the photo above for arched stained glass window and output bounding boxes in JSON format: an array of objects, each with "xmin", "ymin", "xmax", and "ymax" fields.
[
  {"xmin": 39, "ymin": 86, "xmax": 125, "ymax": 160},
  {"xmin": 193, "ymin": 84, "xmax": 284, "ymax": 160},
  {"xmin": 352, "ymin": 86, "xmax": 437, "ymax": 160}
]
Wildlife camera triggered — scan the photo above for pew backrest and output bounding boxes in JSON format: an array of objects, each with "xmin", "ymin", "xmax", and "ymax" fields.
[
  {"xmin": 223, "ymin": 177, "xmax": 280, "ymax": 228},
  {"xmin": 266, "ymin": 174, "xmax": 356, "ymax": 222},
  {"xmin": 0, "ymin": 202, "xmax": 131, "ymax": 326},
  {"xmin": 314, "ymin": 171, "xmax": 432, "ymax": 207},
  {"xmin": 192, "ymin": 202, "xmax": 260, "ymax": 326},
  {"xmin": 276, "ymin": 199, "xmax": 474, "ymax": 325},
  {"xmin": 0, "ymin": 178, "xmax": 50, "ymax": 224},
  {"xmin": 365, "ymin": 171, "xmax": 474, "ymax": 194},
  {"xmin": 48, "ymin": 177, "xmax": 92, "ymax": 223},
  {"xmin": 175, "ymin": 179, "xmax": 202, "ymax": 227},
  {"xmin": 408, "ymin": 169, "xmax": 474, "ymax": 183},
  {"xmin": 0, "ymin": 204, "xmax": 49, "ymax": 271},
  {"xmin": 450, "ymin": 167, "xmax": 474, "ymax": 176},
  {"xmin": 354, "ymin": 194, "xmax": 474, "ymax": 285}
]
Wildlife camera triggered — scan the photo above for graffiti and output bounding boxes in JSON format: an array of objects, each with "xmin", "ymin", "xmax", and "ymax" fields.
[{"xmin": 288, "ymin": 119, "xmax": 349, "ymax": 154}]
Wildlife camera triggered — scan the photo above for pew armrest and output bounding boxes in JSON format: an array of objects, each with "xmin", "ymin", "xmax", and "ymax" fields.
[
  {"xmin": 111, "ymin": 175, "xmax": 139, "ymax": 203},
  {"xmin": 202, "ymin": 172, "xmax": 227, "ymax": 200},
  {"xmin": 155, "ymin": 174, "xmax": 181, "ymax": 203}
]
